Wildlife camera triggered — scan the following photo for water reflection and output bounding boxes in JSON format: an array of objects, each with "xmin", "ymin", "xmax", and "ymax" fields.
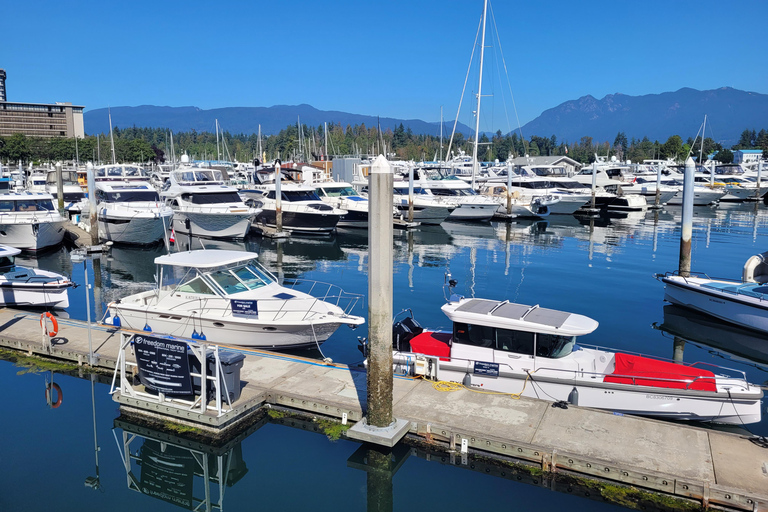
[{"xmin": 112, "ymin": 414, "xmax": 261, "ymax": 511}]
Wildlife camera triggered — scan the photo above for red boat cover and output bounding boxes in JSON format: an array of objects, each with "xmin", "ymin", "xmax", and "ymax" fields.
[
  {"xmin": 409, "ymin": 331, "xmax": 452, "ymax": 361},
  {"xmin": 604, "ymin": 353, "xmax": 716, "ymax": 392}
]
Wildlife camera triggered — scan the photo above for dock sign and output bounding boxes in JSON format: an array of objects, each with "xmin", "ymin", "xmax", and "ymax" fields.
[
  {"xmin": 473, "ymin": 361, "xmax": 500, "ymax": 377},
  {"xmin": 231, "ymin": 299, "xmax": 258, "ymax": 318},
  {"xmin": 133, "ymin": 334, "xmax": 193, "ymax": 396}
]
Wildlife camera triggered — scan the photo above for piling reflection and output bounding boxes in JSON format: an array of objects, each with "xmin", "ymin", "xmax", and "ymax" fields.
[
  {"xmin": 655, "ymin": 304, "xmax": 768, "ymax": 369},
  {"xmin": 112, "ymin": 414, "xmax": 265, "ymax": 511}
]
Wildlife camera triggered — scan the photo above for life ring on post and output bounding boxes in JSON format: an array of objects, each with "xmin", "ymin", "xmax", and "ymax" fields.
[
  {"xmin": 45, "ymin": 382, "xmax": 63, "ymax": 408},
  {"xmin": 40, "ymin": 312, "xmax": 58, "ymax": 337}
]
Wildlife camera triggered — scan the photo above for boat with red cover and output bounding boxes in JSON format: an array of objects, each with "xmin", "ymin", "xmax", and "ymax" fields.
[{"xmin": 372, "ymin": 296, "xmax": 762, "ymax": 424}]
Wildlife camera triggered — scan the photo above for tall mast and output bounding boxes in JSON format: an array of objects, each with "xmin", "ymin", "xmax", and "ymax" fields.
[
  {"xmin": 471, "ymin": 0, "xmax": 488, "ymax": 190},
  {"xmin": 258, "ymin": 124, "xmax": 262, "ymax": 162},
  {"xmin": 215, "ymin": 119, "xmax": 220, "ymax": 161},
  {"xmin": 699, "ymin": 114, "xmax": 707, "ymax": 167},
  {"xmin": 324, "ymin": 122, "xmax": 328, "ymax": 160},
  {"xmin": 108, "ymin": 108, "xmax": 116, "ymax": 164},
  {"xmin": 440, "ymin": 105, "xmax": 443, "ymax": 162}
]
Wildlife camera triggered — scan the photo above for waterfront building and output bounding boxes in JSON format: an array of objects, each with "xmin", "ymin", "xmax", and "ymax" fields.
[
  {"xmin": 0, "ymin": 69, "xmax": 84, "ymax": 138},
  {"xmin": 734, "ymin": 149, "xmax": 763, "ymax": 164}
]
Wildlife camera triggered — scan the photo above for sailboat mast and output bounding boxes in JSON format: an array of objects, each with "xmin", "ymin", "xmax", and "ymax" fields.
[
  {"xmin": 215, "ymin": 119, "xmax": 221, "ymax": 161},
  {"xmin": 699, "ymin": 114, "xmax": 707, "ymax": 168},
  {"xmin": 258, "ymin": 124, "xmax": 262, "ymax": 162},
  {"xmin": 440, "ymin": 106, "xmax": 443, "ymax": 162},
  {"xmin": 108, "ymin": 108, "xmax": 116, "ymax": 164},
  {"xmin": 471, "ymin": 0, "xmax": 488, "ymax": 190}
]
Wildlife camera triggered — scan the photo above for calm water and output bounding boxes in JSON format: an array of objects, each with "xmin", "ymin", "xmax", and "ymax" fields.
[{"xmin": 3, "ymin": 202, "xmax": 768, "ymax": 511}]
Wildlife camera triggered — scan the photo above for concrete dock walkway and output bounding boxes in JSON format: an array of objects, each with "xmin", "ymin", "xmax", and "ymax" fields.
[{"xmin": 0, "ymin": 307, "xmax": 766, "ymax": 511}]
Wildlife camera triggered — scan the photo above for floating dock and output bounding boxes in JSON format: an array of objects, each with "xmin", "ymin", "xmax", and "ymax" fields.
[{"xmin": 0, "ymin": 308, "xmax": 766, "ymax": 511}]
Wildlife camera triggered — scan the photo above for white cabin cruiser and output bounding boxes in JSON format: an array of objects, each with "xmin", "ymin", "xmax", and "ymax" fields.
[
  {"xmin": 371, "ymin": 295, "xmax": 762, "ymax": 424},
  {"xmin": 105, "ymin": 250, "xmax": 365, "ymax": 349},
  {"xmin": 161, "ymin": 168, "xmax": 255, "ymax": 239},
  {"xmin": 94, "ymin": 181, "xmax": 173, "ymax": 245},
  {"xmin": 0, "ymin": 192, "xmax": 67, "ymax": 251},
  {"xmin": 0, "ymin": 245, "xmax": 71, "ymax": 308},
  {"xmin": 46, "ymin": 168, "xmax": 85, "ymax": 213},
  {"xmin": 242, "ymin": 171, "xmax": 345, "ymax": 235},
  {"xmin": 314, "ymin": 181, "xmax": 371, "ymax": 228},
  {"xmin": 659, "ymin": 251, "xmax": 768, "ymax": 334},
  {"xmin": 394, "ymin": 171, "xmax": 497, "ymax": 222}
]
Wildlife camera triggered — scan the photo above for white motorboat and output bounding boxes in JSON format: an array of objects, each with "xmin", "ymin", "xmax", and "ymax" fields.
[
  {"xmin": 105, "ymin": 249, "xmax": 365, "ymax": 349},
  {"xmin": 477, "ymin": 182, "xmax": 558, "ymax": 218},
  {"xmin": 370, "ymin": 294, "xmax": 762, "ymax": 424},
  {"xmin": 0, "ymin": 245, "xmax": 71, "ymax": 308},
  {"xmin": 658, "ymin": 251, "xmax": 768, "ymax": 334},
  {"xmin": 394, "ymin": 170, "xmax": 498, "ymax": 222},
  {"xmin": 314, "ymin": 181, "xmax": 371, "ymax": 228},
  {"xmin": 46, "ymin": 167, "xmax": 85, "ymax": 213},
  {"xmin": 0, "ymin": 192, "xmax": 68, "ymax": 251},
  {"xmin": 93, "ymin": 180, "xmax": 174, "ymax": 245},
  {"xmin": 242, "ymin": 169, "xmax": 345, "ymax": 235},
  {"xmin": 161, "ymin": 167, "xmax": 256, "ymax": 239}
]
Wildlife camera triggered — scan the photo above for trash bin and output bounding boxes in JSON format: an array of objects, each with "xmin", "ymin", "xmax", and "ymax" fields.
[{"xmin": 208, "ymin": 351, "xmax": 245, "ymax": 403}]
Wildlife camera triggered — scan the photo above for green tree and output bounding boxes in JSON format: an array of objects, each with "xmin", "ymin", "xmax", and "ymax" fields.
[{"xmin": 3, "ymin": 134, "xmax": 31, "ymax": 163}]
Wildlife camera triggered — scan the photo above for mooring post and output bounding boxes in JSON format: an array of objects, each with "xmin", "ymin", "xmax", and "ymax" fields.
[
  {"xmin": 590, "ymin": 161, "xmax": 597, "ymax": 210},
  {"xmin": 757, "ymin": 160, "xmax": 763, "ymax": 201},
  {"xmin": 367, "ymin": 154, "xmax": 393, "ymax": 428},
  {"xmin": 678, "ymin": 157, "xmax": 695, "ymax": 277},
  {"xmin": 275, "ymin": 160, "xmax": 283, "ymax": 233},
  {"xmin": 87, "ymin": 163, "xmax": 98, "ymax": 244},
  {"xmin": 654, "ymin": 164, "xmax": 661, "ymax": 207},
  {"xmin": 407, "ymin": 164, "xmax": 414, "ymax": 223},
  {"xmin": 56, "ymin": 162, "xmax": 65, "ymax": 213},
  {"xmin": 672, "ymin": 336, "xmax": 685, "ymax": 363},
  {"xmin": 366, "ymin": 448, "xmax": 394, "ymax": 512},
  {"xmin": 506, "ymin": 160, "xmax": 513, "ymax": 216}
]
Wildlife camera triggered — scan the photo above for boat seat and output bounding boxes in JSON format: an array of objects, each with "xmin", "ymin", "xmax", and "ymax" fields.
[
  {"xmin": 743, "ymin": 252, "xmax": 768, "ymax": 284},
  {"xmin": 701, "ymin": 281, "xmax": 768, "ymax": 299}
]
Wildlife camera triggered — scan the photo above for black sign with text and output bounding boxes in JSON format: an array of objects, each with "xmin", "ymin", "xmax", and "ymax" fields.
[
  {"xmin": 133, "ymin": 334, "xmax": 193, "ymax": 395},
  {"xmin": 231, "ymin": 299, "xmax": 259, "ymax": 318},
  {"xmin": 473, "ymin": 361, "xmax": 500, "ymax": 377}
]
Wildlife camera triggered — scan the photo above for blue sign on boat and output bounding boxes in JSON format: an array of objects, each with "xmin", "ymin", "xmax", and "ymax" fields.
[
  {"xmin": 473, "ymin": 361, "xmax": 500, "ymax": 377},
  {"xmin": 231, "ymin": 299, "xmax": 259, "ymax": 318},
  {"xmin": 133, "ymin": 335, "xmax": 193, "ymax": 396}
]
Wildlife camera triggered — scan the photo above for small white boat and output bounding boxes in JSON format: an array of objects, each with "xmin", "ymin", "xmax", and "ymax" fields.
[
  {"xmin": 370, "ymin": 294, "xmax": 762, "ymax": 424},
  {"xmin": 659, "ymin": 251, "xmax": 768, "ymax": 334},
  {"xmin": 105, "ymin": 249, "xmax": 365, "ymax": 349},
  {"xmin": 94, "ymin": 181, "xmax": 174, "ymax": 245},
  {"xmin": 0, "ymin": 246, "xmax": 71, "ymax": 308},
  {"xmin": 0, "ymin": 192, "xmax": 68, "ymax": 251}
]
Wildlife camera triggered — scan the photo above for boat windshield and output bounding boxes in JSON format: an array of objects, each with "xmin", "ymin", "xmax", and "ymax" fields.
[
  {"xmin": 322, "ymin": 186, "xmax": 358, "ymax": 197},
  {"xmin": 536, "ymin": 333, "xmax": 576, "ymax": 358},
  {"xmin": 181, "ymin": 192, "xmax": 242, "ymax": 204},
  {"xmin": 0, "ymin": 199, "xmax": 55, "ymax": 212},
  {"xmin": 207, "ymin": 262, "xmax": 274, "ymax": 295},
  {"xmin": 160, "ymin": 260, "xmax": 274, "ymax": 296},
  {"xmin": 101, "ymin": 190, "xmax": 160, "ymax": 202},
  {"xmin": 0, "ymin": 255, "xmax": 14, "ymax": 272}
]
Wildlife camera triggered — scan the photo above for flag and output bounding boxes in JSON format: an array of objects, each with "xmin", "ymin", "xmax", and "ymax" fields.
[
  {"xmin": 565, "ymin": 146, "xmax": 568, "ymax": 154},
  {"xmin": 169, "ymin": 228, "xmax": 176, "ymax": 244}
]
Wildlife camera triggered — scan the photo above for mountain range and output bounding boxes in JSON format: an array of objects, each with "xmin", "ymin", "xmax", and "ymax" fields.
[{"xmin": 84, "ymin": 87, "xmax": 768, "ymax": 147}]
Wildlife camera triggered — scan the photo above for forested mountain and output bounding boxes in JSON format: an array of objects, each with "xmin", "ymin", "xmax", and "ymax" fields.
[
  {"xmin": 84, "ymin": 104, "xmax": 474, "ymax": 139},
  {"xmin": 520, "ymin": 87, "xmax": 768, "ymax": 146}
]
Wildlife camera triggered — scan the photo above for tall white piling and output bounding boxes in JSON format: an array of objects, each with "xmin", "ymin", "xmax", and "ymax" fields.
[
  {"xmin": 590, "ymin": 162, "xmax": 597, "ymax": 210},
  {"xmin": 757, "ymin": 160, "xmax": 763, "ymax": 201},
  {"xmin": 678, "ymin": 157, "xmax": 695, "ymax": 277},
  {"xmin": 87, "ymin": 163, "xmax": 98, "ymax": 244},
  {"xmin": 654, "ymin": 164, "xmax": 662, "ymax": 207},
  {"xmin": 55, "ymin": 162, "xmax": 64, "ymax": 212},
  {"xmin": 275, "ymin": 160, "xmax": 283, "ymax": 233},
  {"xmin": 367, "ymin": 155, "xmax": 394, "ymax": 427},
  {"xmin": 408, "ymin": 164, "xmax": 414, "ymax": 222},
  {"xmin": 506, "ymin": 160, "xmax": 513, "ymax": 215}
]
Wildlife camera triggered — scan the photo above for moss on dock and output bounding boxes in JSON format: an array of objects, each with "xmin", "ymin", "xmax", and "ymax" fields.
[
  {"xmin": 0, "ymin": 347, "xmax": 80, "ymax": 374},
  {"xmin": 314, "ymin": 418, "xmax": 350, "ymax": 441}
]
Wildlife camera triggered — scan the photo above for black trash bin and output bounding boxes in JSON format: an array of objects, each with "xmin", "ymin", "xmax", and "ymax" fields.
[{"xmin": 208, "ymin": 351, "xmax": 245, "ymax": 403}]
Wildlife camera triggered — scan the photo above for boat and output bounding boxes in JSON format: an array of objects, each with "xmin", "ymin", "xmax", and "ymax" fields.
[
  {"xmin": 314, "ymin": 180, "xmax": 371, "ymax": 228},
  {"xmin": 45, "ymin": 167, "xmax": 85, "ymax": 214},
  {"xmin": 0, "ymin": 245, "xmax": 71, "ymax": 308},
  {"xmin": 104, "ymin": 249, "xmax": 365, "ymax": 349},
  {"xmin": 0, "ymin": 192, "xmax": 68, "ymax": 251},
  {"xmin": 161, "ymin": 162, "xmax": 256, "ymax": 240},
  {"xmin": 366, "ymin": 291, "xmax": 762, "ymax": 424},
  {"xmin": 241, "ymin": 168, "xmax": 346, "ymax": 235},
  {"xmin": 91, "ymin": 167, "xmax": 174, "ymax": 245},
  {"xmin": 658, "ymin": 251, "xmax": 768, "ymax": 334}
]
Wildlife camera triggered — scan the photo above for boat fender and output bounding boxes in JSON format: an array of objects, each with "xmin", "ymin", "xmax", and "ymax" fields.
[
  {"xmin": 40, "ymin": 312, "xmax": 58, "ymax": 337},
  {"xmin": 567, "ymin": 386, "xmax": 579, "ymax": 406},
  {"xmin": 143, "ymin": 323, "xmax": 152, "ymax": 332},
  {"xmin": 112, "ymin": 315, "xmax": 121, "ymax": 328},
  {"xmin": 462, "ymin": 373, "xmax": 472, "ymax": 387},
  {"xmin": 45, "ymin": 382, "xmax": 62, "ymax": 408}
]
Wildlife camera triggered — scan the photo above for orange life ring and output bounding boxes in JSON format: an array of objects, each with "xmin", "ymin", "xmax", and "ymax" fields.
[
  {"xmin": 45, "ymin": 382, "xmax": 62, "ymax": 408},
  {"xmin": 40, "ymin": 312, "xmax": 58, "ymax": 337}
]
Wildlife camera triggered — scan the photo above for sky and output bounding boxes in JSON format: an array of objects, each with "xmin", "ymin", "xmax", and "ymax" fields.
[{"xmin": 3, "ymin": 0, "xmax": 767, "ymax": 134}]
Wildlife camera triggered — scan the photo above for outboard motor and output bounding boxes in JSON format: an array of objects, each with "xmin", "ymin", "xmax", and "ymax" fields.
[{"xmin": 392, "ymin": 313, "xmax": 423, "ymax": 351}]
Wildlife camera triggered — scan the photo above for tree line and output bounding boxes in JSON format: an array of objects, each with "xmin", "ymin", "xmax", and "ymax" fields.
[{"xmin": 1, "ymin": 123, "xmax": 766, "ymax": 166}]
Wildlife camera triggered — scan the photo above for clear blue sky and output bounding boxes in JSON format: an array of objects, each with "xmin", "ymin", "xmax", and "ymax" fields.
[{"xmin": 3, "ymin": 0, "xmax": 766, "ymax": 133}]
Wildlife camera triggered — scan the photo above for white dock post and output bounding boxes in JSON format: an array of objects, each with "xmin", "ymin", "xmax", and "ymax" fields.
[
  {"xmin": 654, "ymin": 164, "xmax": 662, "ymax": 208},
  {"xmin": 408, "ymin": 164, "xmax": 414, "ymax": 223},
  {"xmin": 368, "ymin": 154, "xmax": 394, "ymax": 428},
  {"xmin": 56, "ymin": 162, "xmax": 65, "ymax": 213},
  {"xmin": 275, "ymin": 160, "xmax": 283, "ymax": 233},
  {"xmin": 679, "ymin": 157, "xmax": 695, "ymax": 277},
  {"xmin": 506, "ymin": 160, "xmax": 513, "ymax": 215},
  {"xmin": 757, "ymin": 160, "xmax": 763, "ymax": 201},
  {"xmin": 87, "ymin": 163, "xmax": 98, "ymax": 244}
]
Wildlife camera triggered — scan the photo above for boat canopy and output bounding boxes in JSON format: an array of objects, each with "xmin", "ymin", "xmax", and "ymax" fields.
[
  {"xmin": 154, "ymin": 250, "xmax": 259, "ymax": 269},
  {"xmin": 442, "ymin": 298, "xmax": 598, "ymax": 336}
]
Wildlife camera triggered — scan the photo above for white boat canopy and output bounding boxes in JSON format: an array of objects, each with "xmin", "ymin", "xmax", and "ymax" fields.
[
  {"xmin": 154, "ymin": 250, "xmax": 259, "ymax": 269},
  {"xmin": 442, "ymin": 298, "xmax": 598, "ymax": 336}
]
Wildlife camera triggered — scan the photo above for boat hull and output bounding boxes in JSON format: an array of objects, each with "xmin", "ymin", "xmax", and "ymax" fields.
[
  {"xmin": 447, "ymin": 203, "xmax": 497, "ymax": 222},
  {"xmin": 0, "ymin": 282, "xmax": 70, "ymax": 308},
  {"xmin": 99, "ymin": 211, "xmax": 173, "ymax": 245},
  {"xmin": 252, "ymin": 209, "xmax": 340, "ymax": 234},
  {"xmin": 172, "ymin": 212, "xmax": 252, "ymax": 239},
  {"xmin": 394, "ymin": 205, "xmax": 451, "ymax": 225},
  {"xmin": 662, "ymin": 275, "xmax": 768, "ymax": 333},
  {"xmin": 0, "ymin": 221, "xmax": 67, "ymax": 251}
]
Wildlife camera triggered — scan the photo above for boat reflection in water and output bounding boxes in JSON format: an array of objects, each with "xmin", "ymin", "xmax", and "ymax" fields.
[
  {"xmin": 112, "ymin": 414, "xmax": 261, "ymax": 512},
  {"xmin": 655, "ymin": 304, "xmax": 768, "ymax": 369}
]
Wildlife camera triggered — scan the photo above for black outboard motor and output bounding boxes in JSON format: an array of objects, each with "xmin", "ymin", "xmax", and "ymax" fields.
[{"xmin": 392, "ymin": 313, "xmax": 423, "ymax": 351}]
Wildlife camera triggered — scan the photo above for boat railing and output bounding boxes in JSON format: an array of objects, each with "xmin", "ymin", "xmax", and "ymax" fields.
[
  {"xmin": 281, "ymin": 278, "xmax": 364, "ymax": 316},
  {"xmin": 174, "ymin": 205, "xmax": 255, "ymax": 214},
  {"xmin": 0, "ymin": 211, "xmax": 63, "ymax": 223}
]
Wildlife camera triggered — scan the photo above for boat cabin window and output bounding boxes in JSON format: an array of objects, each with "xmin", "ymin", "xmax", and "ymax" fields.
[
  {"xmin": 453, "ymin": 322, "xmax": 573, "ymax": 358},
  {"xmin": 176, "ymin": 276, "xmax": 215, "ymax": 295},
  {"xmin": 209, "ymin": 270, "xmax": 248, "ymax": 295},
  {"xmin": 101, "ymin": 190, "xmax": 160, "ymax": 202},
  {"xmin": 0, "ymin": 255, "xmax": 14, "ymax": 272},
  {"xmin": 322, "ymin": 186, "xmax": 358, "ymax": 197},
  {"xmin": 0, "ymin": 199, "xmax": 55, "ymax": 212},
  {"xmin": 181, "ymin": 192, "xmax": 242, "ymax": 204}
]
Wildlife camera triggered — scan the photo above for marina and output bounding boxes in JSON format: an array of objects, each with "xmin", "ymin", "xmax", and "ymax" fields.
[{"xmin": 1, "ymin": 196, "xmax": 768, "ymax": 511}]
